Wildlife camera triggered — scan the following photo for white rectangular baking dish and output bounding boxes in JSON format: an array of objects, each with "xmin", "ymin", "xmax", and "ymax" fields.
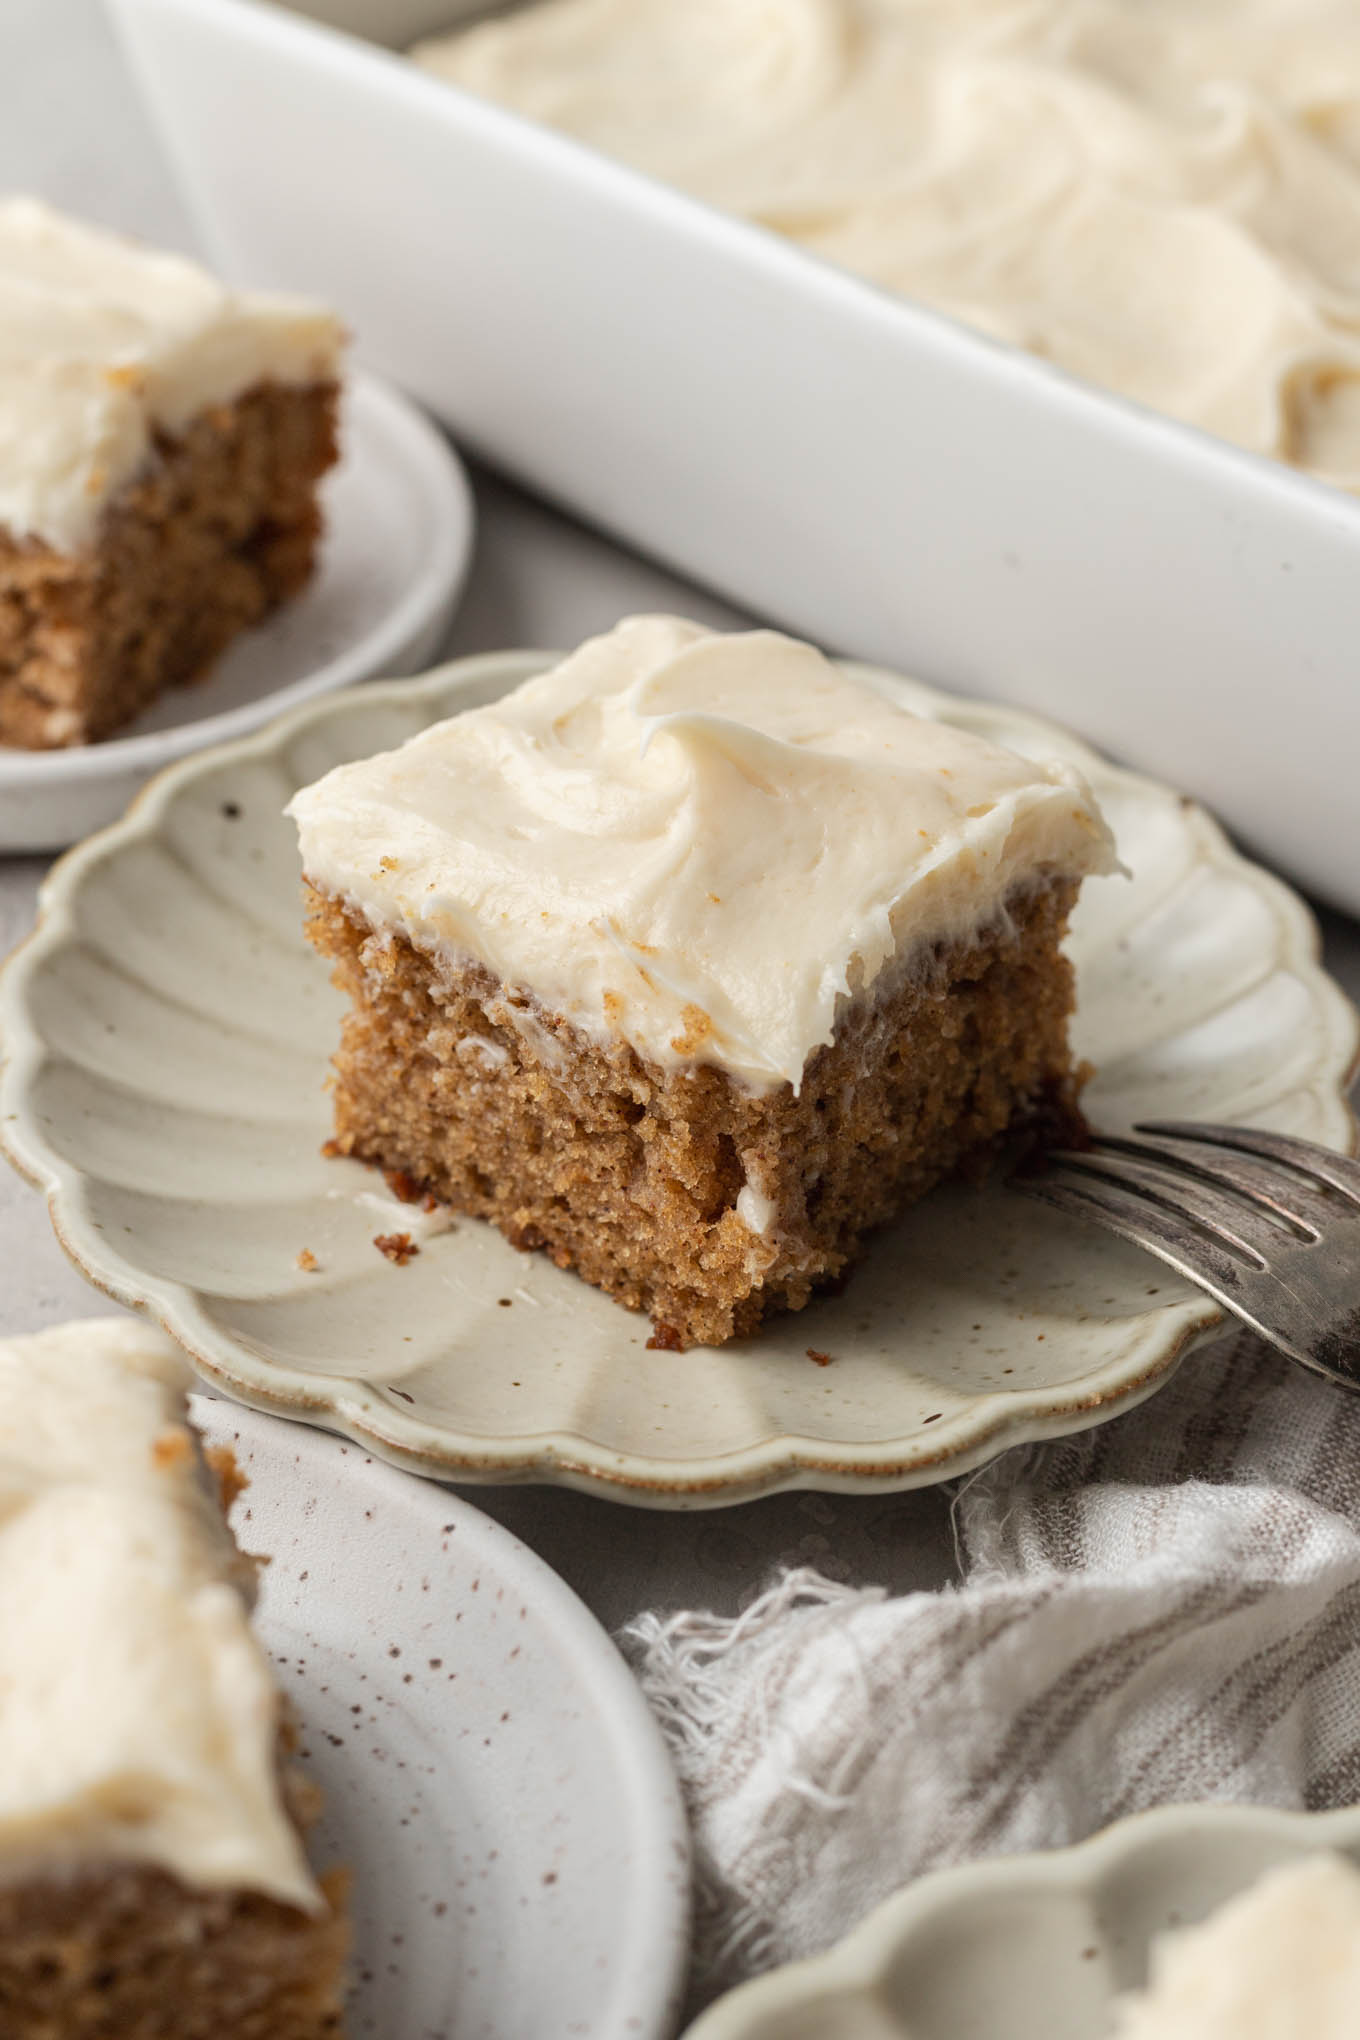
[{"xmin": 109, "ymin": 0, "xmax": 1360, "ymax": 913}]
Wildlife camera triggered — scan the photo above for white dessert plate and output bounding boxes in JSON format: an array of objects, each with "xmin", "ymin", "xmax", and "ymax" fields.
[
  {"xmin": 682, "ymin": 1802, "xmax": 1360, "ymax": 2040},
  {"xmin": 192, "ymin": 1392, "xmax": 690, "ymax": 2040},
  {"xmin": 0, "ymin": 655, "xmax": 1355, "ymax": 1508},
  {"xmin": 0, "ymin": 369, "xmax": 473, "ymax": 852}
]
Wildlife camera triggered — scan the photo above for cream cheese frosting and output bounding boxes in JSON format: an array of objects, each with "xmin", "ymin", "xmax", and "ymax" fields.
[
  {"xmin": 414, "ymin": 0, "xmax": 1360, "ymax": 489},
  {"xmin": 288, "ymin": 615, "xmax": 1114, "ymax": 1091},
  {"xmin": 1113, "ymin": 1853, "xmax": 1360, "ymax": 2038},
  {"xmin": 0, "ymin": 197, "xmax": 343, "ymax": 552},
  {"xmin": 0, "ymin": 1317, "xmax": 320, "ymax": 1911}
]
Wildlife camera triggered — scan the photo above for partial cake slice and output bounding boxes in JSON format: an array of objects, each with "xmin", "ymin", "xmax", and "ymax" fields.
[
  {"xmin": 290, "ymin": 615, "xmax": 1117, "ymax": 1348},
  {"xmin": 1114, "ymin": 1853, "xmax": 1360, "ymax": 2038},
  {"xmin": 0, "ymin": 1317, "xmax": 348, "ymax": 2037},
  {"xmin": 0, "ymin": 198, "xmax": 343, "ymax": 747}
]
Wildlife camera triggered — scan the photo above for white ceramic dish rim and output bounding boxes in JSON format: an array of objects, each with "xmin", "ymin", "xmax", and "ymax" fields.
[
  {"xmin": 196, "ymin": 1394, "xmax": 693, "ymax": 2039},
  {"xmin": 682, "ymin": 1801, "xmax": 1360, "ymax": 2038},
  {"xmin": 0, "ymin": 370, "xmax": 474, "ymax": 791},
  {"xmin": 112, "ymin": 0, "xmax": 1360, "ymax": 923},
  {"xmin": 1, "ymin": 655, "xmax": 1356, "ymax": 1503},
  {"xmin": 212, "ymin": 0, "xmax": 1360, "ymax": 542}
]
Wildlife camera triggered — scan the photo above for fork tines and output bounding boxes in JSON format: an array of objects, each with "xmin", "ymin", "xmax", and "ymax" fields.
[
  {"xmin": 1135, "ymin": 1121, "xmax": 1360, "ymax": 1210},
  {"xmin": 1036, "ymin": 1121, "xmax": 1360, "ymax": 1253},
  {"xmin": 1013, "ymin": 1118, "xmax": 1360, "ymax": 1384}
]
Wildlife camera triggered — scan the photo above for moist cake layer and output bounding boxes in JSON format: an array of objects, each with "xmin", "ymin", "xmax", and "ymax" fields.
[
  {"xmin": 0, "ymin": 197, "xmax": 342, "ymax": 554},
  {"xmin": 0, "ymin": 1319, "xmax": 319, "ymax": 1908},
  {"xmin": 414, "ymin": 0, "xmax": 1360, "ymax": 489},
  {"xmin": 307, "ymin": 872, "xmax": 1083, "ymax": 1347},
  {"xmin": 0, "ymin": 1860, "xmax": 347, "ymax": 2039},
  {"xmin": 289, "ymin": 615, "xmax": 1114, "ymax": 1091}
]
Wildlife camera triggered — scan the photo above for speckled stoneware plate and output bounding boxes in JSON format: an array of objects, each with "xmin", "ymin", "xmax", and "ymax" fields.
[
  {"xmin": 682, "ymin": 1802, "xmax": 1360, "ymax": 2040},
  {"xmin": 0, "ymin": 372, "xmax": 473, "ymax": 852},
  {"xmin": 192, "ymin": 1394, "xmax": 689, "ymax": 2040},
  {"xmin": 1, "ymin": 656, "xmax": 1355, "ymax": 1506}
]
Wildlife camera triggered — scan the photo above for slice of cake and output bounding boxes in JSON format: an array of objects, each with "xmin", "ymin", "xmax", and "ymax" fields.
[
  {"xmin": 1113, "ymin": 1853, "xmax": 1360, "ymax": 2038},
  {"xmin": 0, "ymin": 1317, "xmax": 348, "ymax": 2037},
  {"xmin": 290, "ymin": 615, "xmax": 1116, "ymax": 1348},
  {"xmin": 0, "ymin": 198, "xmax": 343, "ymax": 748}
]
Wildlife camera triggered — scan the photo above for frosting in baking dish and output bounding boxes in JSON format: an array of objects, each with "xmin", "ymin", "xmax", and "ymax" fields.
[
  {"xmin": 288, "ymin": 615, "xmax": 1115, "ymax": 1090},
  {"xmin": 1113, "ymin": 1853, "xmax": 1360, "ymax": 2037},
  {"xmin": 0, "ymin": 198, "xmax": 342, "ymax": 551},
  {"xmin": 415, "ymin": 0, "xmax": 1360, "ymax": 490},
  {"xmin": 0, "ymin": 1317, "xmax": 320, "ymax": 1909}
]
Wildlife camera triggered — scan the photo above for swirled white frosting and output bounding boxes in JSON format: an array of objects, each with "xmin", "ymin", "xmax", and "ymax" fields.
[
  {"xmin": 1114, "ymin": 1854, "xmax": 1360, "ymax": 2038},
  {"xmin": 415, "ymin": 0, "xmax": 1360, "ymax": 488},
  {"xmin": 0, "ymin": 198, "xmax": 343, "ymax": 552},
  {"xmin": 0, "ymin": 1318, "xmax": 320, "ymax": 1911},
  {"xmin": 289, "ymin": 616, "xmax": 1114, "ymax": 1090}
]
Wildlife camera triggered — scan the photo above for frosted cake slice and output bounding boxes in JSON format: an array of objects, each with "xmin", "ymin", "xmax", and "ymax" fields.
[
  {"xmin": 1114, "ymin": 1853, "xmax": 1360, "ymax": 2038},
  {"xmin": 290, "ymin": 615, "xmax": 1116, "ymax": 1348},
  {"xmin": 0, "ymin": 1318, "xmax": 347, "ymax": 2036},
  {"xmin": 0, "ymin": 198, "xmax": 343, "ymax": 747}
]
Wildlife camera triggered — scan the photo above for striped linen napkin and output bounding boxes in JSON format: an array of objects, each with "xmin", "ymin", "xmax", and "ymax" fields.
[{"xmin": 621, "ymin": 1331, "xmax": 1360, "ymax": 2012}]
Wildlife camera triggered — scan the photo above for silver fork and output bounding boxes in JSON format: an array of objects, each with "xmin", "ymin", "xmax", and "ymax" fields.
[{"xmin": 1013, "ymin": 1120, "xmax": 1360, "ymax": 1389}]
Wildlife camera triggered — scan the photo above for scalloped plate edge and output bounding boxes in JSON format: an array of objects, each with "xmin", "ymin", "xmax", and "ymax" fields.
[{"xmin": 682, "ymin": 1801, "xmax": 1360, "ymax": 2037}]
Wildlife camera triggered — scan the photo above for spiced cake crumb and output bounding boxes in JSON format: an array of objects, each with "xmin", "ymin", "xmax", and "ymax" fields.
[{"xmin": 373, "ymin": 1232, "xmax": 419, "ymax": 1265}]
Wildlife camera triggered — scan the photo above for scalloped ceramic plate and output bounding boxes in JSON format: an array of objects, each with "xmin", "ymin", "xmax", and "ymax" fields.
[
  {"xmin": 0, "ymin": 657, "xmax": 1354, "ymax": 1506},
  {"xmin": 194, "ymin": 1395, "xmax": 689, "ymax": 2040},
  {"xmin": 682, "ymin": 1802, "xmax": 1360, "ymax": 2040}
]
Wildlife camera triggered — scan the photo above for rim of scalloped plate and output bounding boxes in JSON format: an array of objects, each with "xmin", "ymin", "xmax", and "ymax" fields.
[{"xmin": 683, "ymin": 1799, "xmax": 1360, "ymax": 2036}]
